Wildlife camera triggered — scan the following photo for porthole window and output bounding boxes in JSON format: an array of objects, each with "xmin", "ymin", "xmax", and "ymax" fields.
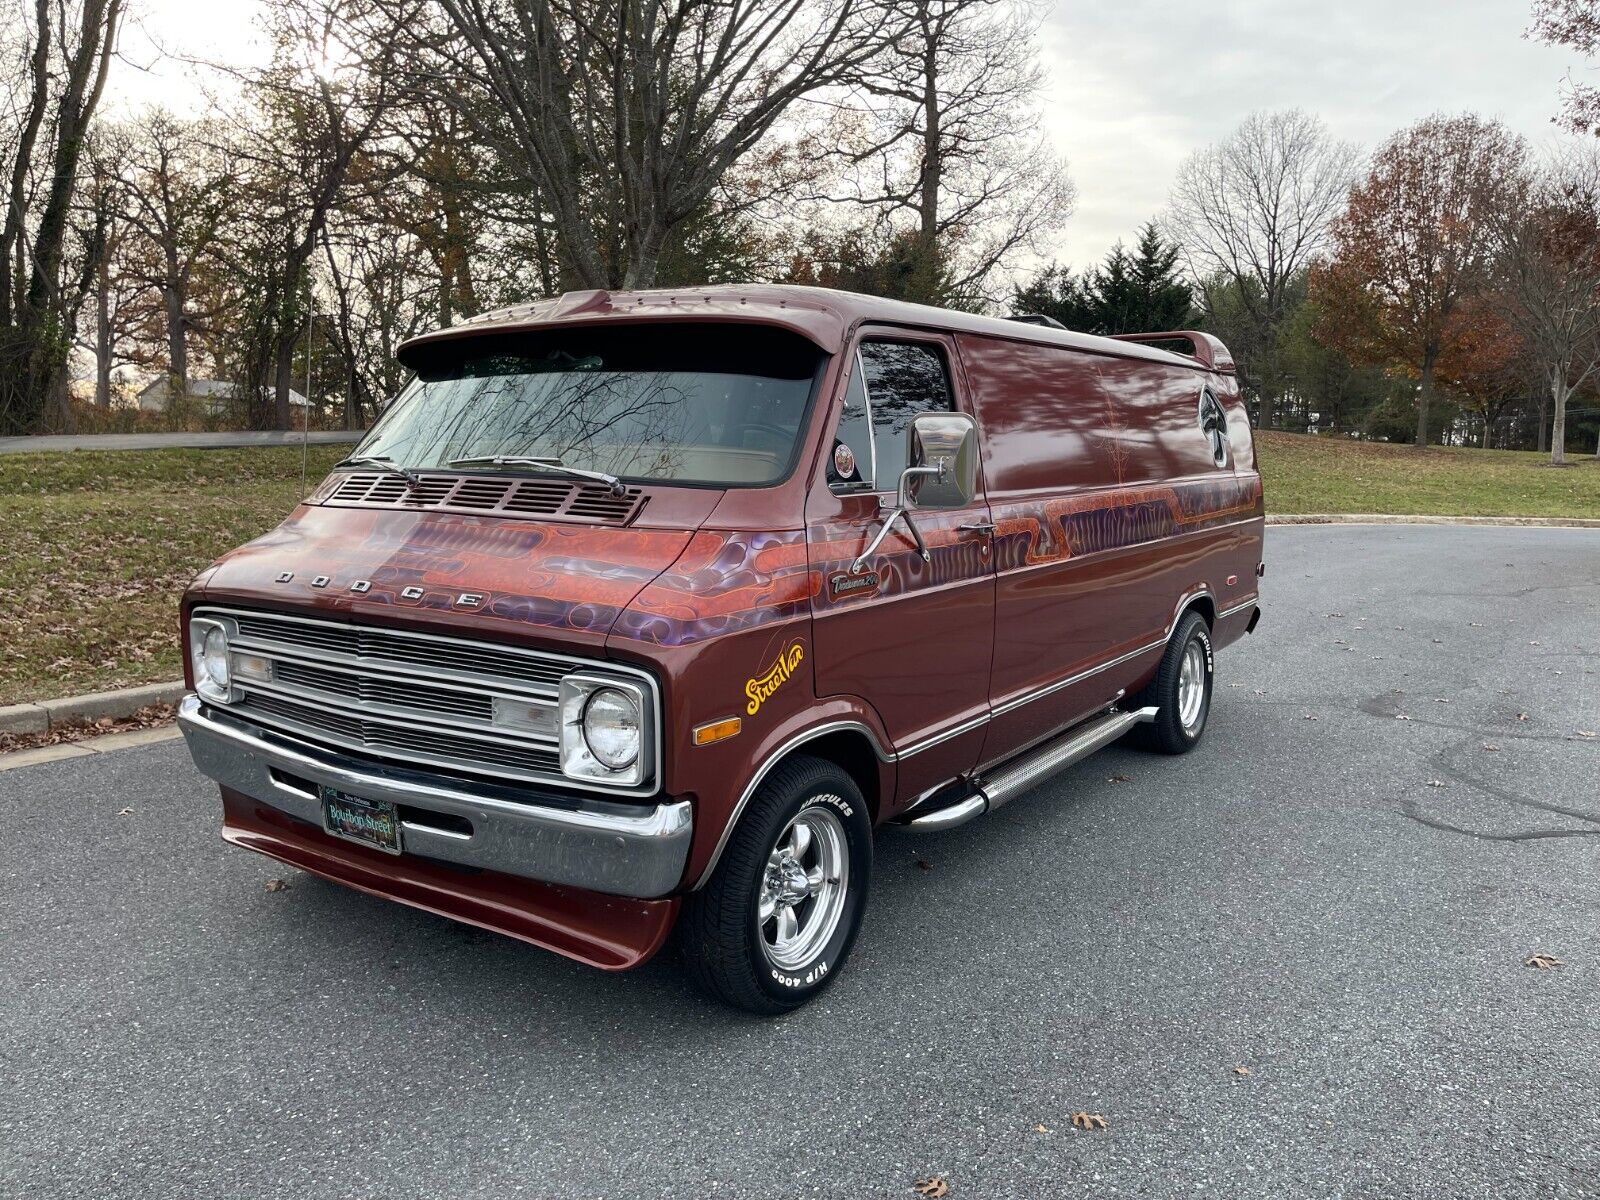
[{"xmin": 1198, "ymin": 388, "xmax": 1229, "ymax": 469}]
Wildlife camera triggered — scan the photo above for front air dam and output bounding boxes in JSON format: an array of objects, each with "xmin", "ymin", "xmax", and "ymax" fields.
[{"xmin": 219, "ymin": 789, "xmax": 681, "ymax": 970}]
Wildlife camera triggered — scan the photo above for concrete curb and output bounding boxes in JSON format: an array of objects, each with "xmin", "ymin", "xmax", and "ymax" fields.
[
  {"xmin": 0, "ymin": 680, "xmax": 185, "ymax": 736},
  {"xmin": 1266, "ymin": 513, "xmax": 1600, "ymax": 529},
  {"xmin": 0, "ymin": 726, "xmax": 182, "ymax": 771}
]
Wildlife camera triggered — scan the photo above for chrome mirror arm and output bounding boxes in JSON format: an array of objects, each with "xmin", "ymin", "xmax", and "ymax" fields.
[{"xmin": 852, "ymin": 463, "xmax": 942, "ymax": 572}]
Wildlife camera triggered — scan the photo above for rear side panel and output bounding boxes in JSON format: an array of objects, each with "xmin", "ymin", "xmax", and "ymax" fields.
[{"xmin": 958, "ymin": 334, "xmax": 1261, "ymax": 766}]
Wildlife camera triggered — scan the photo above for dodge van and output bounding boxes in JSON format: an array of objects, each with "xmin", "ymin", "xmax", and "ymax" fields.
[{"xmin": 177, "ymin": 285, "xmax": 1264, "ymax": 1013}]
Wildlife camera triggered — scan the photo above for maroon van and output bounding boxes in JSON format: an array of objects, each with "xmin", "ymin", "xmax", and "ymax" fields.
[{"xmin": 177, "ymin": 285, "xmax": 1263, "ymax": 1013}]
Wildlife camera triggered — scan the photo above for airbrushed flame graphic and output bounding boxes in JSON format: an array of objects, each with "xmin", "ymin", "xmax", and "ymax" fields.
[{"xmin": 212, "ymin": 477, "xmax": 1260, "ymax": 649}]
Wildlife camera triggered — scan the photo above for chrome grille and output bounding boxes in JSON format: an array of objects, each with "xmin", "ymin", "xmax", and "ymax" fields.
[
  {"xmin": 318, "ymin": 471, "xmax": 644, "ymax": 525},
  {"xmin": 201, "ymin": 606, "xmax": 657, "ymax": 791}
]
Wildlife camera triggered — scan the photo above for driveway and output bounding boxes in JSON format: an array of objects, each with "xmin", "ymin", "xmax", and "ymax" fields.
[{"xmin": 2, "ymin": 526, "xmax": 1597, "ymax": 1199}]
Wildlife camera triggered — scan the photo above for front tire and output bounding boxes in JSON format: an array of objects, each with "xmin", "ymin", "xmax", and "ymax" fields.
[
  {"xmin": 1132, "ymin": 610, "xmax": 1213, "ymax": 754},
  {"xmin": 680, "ymin": 755, "xmax": 872, "ymax": 1015}
]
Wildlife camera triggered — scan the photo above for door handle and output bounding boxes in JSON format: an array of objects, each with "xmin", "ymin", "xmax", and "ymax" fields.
[{"xmin": 958, "ymin": 521, "xmax": 996, "ymax": 536}]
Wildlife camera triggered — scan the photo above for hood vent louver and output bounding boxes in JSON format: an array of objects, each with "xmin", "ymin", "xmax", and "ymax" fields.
[{"xmin": 321, "ymin": 471, "xmax": 644, "ymax": 525}]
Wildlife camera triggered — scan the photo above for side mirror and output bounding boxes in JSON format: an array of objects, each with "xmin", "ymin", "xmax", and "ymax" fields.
[
  {"xmin": 901, "ymin": 412, "xmax": 978, "ymax": 511},
  {"xmin": 851, "ymin": 411, "xmax": 979, "ymax": 573}
]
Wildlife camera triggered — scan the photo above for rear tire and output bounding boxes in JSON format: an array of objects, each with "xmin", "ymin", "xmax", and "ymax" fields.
[
  {"xmin": 679, "ymin": 755, "xmax": 871, "ymax": 1015},
  {"xmin": 1131, "ymin": 610, "xmax": 1213, "ymax": 755}
]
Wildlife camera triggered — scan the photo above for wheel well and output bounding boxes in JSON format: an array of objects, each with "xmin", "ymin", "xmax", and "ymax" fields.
[
  {"xmin": 793, "ymin": 729, "xmax": 883, "ymax": 824},
  {"xmin": 1183, "ymin": 593, "xmax": 1216, "ymax": 630}
]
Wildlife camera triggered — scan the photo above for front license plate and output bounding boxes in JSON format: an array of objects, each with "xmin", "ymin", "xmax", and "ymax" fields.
[{"xmin": 320, "ymin": 786, "xmax": 402, "ymax": 855}]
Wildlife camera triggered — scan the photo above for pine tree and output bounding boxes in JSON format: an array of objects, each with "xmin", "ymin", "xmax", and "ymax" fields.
[{"xmin": 1014, "ymin": 223, "xmax": 1195, "ymax": 335}]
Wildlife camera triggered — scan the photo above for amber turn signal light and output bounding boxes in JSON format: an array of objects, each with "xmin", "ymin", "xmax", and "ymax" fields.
[{"xmin": 692, "ymin": 717, "xmax": 742, "ymax": 746}]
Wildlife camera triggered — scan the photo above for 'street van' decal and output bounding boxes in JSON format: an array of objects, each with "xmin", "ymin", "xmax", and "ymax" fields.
[{"xmin": 746, "ymin": 642, "xmax": 805, "ymax": 716}]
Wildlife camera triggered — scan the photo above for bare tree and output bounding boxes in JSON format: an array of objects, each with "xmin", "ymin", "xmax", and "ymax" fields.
[
  {"xmin": 1495, "ymin": 145, "xmax": 1600, "ymax": 464},
  {"xmin": 219, "ymin": 0, "xmax": 415, "ymax": 428},
  {"xmin": 1166, "ymin": 109, "xmax": 1359, "ymax": 428},
  {"xmin": 0, "ymin": 0, "xmax": 126, "ymax": 434},
  {"xmin": 119, "ymin": 110, "xmax": 239, "ymax": 401},
  {"xmin": 389, "ymin": 0, "xmax": 904, "ymax": 290},
  {"xmin": 810, "ymin": 0, "xmax": 1073, "ymax": 307}
]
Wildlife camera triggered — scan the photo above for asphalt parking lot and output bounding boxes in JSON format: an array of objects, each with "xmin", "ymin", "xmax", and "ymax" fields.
[{"xmin": 3, "ymin": 525, "xmax": 1598, "ymax": 1199}]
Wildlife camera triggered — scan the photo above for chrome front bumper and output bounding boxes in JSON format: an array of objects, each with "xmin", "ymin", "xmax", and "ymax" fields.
[{"xmin": 177, "ymin": 695, "xmax": 692, "ymax": 898}]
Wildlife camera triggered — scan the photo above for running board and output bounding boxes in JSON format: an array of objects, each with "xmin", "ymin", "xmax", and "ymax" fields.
[{"xmin": 901, "ymin": 706, "xmax": 1159, "ymax": 832}]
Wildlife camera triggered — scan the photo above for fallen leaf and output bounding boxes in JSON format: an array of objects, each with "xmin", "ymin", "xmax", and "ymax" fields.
[
  {"xmin": 265, "ymin": 879, "xmax": 290, "ymax": 893},
  {"xmin": 1302, "ymin": 714, "xmax": 1319, "ymax": 721},
  {"xmin": 1426, "ymin": 779, "xmax": 1446, "ymax": 788},
  {"xmin": 912, "ymin": 1177, "xmax": 950, "ymax": 1197},
  {"xmin": 1433, "ymin": 698, "xmax": 1451, "ymax": 704},
  {"xmin": 116, "ymin": 807, "xmax": 133, "ymax": 816},
  {"xmin": 915, "ymin": 858, "xmax": 934, "ymax": 872},
  {"xmin": 1516, "ymin": 713, "xmax": 1531, "ymax": 722},
  {"xmin": 1253, "ymin": 688, "xmax": 1267, "ymax": 696},
  {"xmin": 1032, "ymin": 1123, "xmax": 1051, "ymax": 1133},
  {"xmin": 1233, "ymin": 1066, "xmax": 1252, "ymax": 1076},
  {"xmin": 1524, "ymin": 953, "xmax": 1563, "ymax": 971},
  {"xmin": 1326, "ymin": 612, "xmax": 1345, "ymax": 618},
  {"xmin": 1108, "ymin": 773, "xmax": 1132, "ymax": 783},
  {"xmin": 1483, "ymin": 744, "xmax": 1501, "ymax": 752},
  {"xmin": 1577, "ymin": 731, "xmax": 1597, "ymax": 739},
  {"xmin": 1432, "ymin": 639, "xmax": 1444, "ymax": 645},
  {"xmin": 1070, "ymin": 1111, "xmax": 1109, "ymax": 1131},
  {"xmin": 1396, "ymin": 714, "xmax": 1413, "ymax": 721}
]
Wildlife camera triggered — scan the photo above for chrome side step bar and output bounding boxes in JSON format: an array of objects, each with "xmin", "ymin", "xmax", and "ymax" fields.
[{"xmin": 901, "ymin": 706, "xmax": 1159, "ymax": 832}]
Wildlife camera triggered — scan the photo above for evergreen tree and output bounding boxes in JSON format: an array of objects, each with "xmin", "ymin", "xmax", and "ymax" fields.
[
  {"xmin": 1011, "ymin": 263, "xmax": 1097, "ymax": 329},
  {"xmin": 1014, "ymin": 222, "xmax": 1194, "ymax": 335}
]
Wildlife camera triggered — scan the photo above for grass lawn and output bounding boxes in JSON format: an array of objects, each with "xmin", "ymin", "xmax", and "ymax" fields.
[
  {"xmin": 1, "ymin": 446, "xmax": 346, "ymax": 706},
  {"xmin": 1257, "ymin": 432, "xmax": 1600, "ymax": 518},
  {"xmin": 1, "ymin": 434, "xmax": 1597, "ymax": 707}
]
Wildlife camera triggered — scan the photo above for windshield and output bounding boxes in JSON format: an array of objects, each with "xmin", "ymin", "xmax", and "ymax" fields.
[{"xmin": 355, "ymin": 323, "xmax": 825, "ymax": 488}]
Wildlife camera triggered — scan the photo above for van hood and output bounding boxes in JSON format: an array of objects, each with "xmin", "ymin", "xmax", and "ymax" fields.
[{"xmin": 196, "ymin": 504, "xmax": 700, "ymax": 655}]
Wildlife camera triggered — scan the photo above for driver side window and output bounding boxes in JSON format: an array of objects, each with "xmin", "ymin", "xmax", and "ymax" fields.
[{"xmin": 828, "ymin": 341, "xmax": 955, "ymax": 492}]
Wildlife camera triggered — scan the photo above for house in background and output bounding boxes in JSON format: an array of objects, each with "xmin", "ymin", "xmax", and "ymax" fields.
[{"xmin": 136, "ymin": 378, "xmax": 309, "ymax": 416}]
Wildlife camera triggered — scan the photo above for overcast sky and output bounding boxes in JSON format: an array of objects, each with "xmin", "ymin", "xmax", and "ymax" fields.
[{"xmin": 111, "ymin": 0, "xmax": 1588, "ymax": 272}]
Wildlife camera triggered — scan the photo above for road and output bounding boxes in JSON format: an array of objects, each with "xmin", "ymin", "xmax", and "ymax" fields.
[
  {"xmin": 0, "ymin": 430, "xmax": 363, "ymax": 454},
  {"xmin": 3, "ymin": 525, "xmax": 1598, "ymax": 1199}
]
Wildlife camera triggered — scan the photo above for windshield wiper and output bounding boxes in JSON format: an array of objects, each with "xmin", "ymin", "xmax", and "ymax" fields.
[
  {"xmin": 334, "ymin": 454, "xmax": 424, "ymax": 490},
  {"xmin": 448, "ymin": 455, "xmax": 626, "ymax": 497}
]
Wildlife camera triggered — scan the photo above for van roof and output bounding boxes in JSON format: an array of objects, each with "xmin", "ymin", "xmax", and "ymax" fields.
[{"xmin": 397, "ymin": 284, "xmax": 1232, "ymax": 374}]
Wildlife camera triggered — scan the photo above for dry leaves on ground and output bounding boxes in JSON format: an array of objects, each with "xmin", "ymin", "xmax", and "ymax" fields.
[
  {"xmin": 1524, "ymin": 953, "xmax": 1563, "ymax": 970},
  {"xmin": 912, "ymin": 1176, "xmax": 949, "ymax": 1197},
  {"xmin": 1070, "ymin": 1112, "xmax": 1109, "ymax": 1131},
  {"xmin": 0, "ymin": 702, "xmax": 175, "ymax": 755},
  {"xmin": 265, "ymin": 879, "xmax": 290, "ymax": 893},
  {"xmin": 1032, "ymin": 1123, "xmax": 1050, "ymax": 1133},
  {"xmin": 1233, "ymin": 1066, "xmax": 1252, "ymax": 1077}
]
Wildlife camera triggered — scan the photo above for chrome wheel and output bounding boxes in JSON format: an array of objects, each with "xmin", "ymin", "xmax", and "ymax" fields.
[
  {"xmin": 1177, "ymin": 638, "xmax": 1208, "ymax": 733},
  {"xmin": 757, "ymin": 803, "xmax": 849, "ymax": 972}
]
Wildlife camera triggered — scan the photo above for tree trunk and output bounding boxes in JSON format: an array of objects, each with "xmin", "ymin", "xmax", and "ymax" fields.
[
  {"xmin": 1414, "ymin": 350, "xmax": 1437, "ymax": 447},
  {"xmin": 94, "ymin": 262, "xmax": 111, "ymax": 409},
  {"xmin": 164, "ymin": 279, "xmax": 186, "ymax": 397},
  {"xmin": 1537, "ymin": 389, "xmax": 1548, "ymax": 453},
  {"xmin": 274, "ymin": 336, "xmax": 295, "ymax": 431},
  {"xmin": 1550, "ymin": 369, "xmax": 1568, "ymax": 466},
  {"xmin": 53, "ymin": 365, "xmax": 74, "ymax": 433}
]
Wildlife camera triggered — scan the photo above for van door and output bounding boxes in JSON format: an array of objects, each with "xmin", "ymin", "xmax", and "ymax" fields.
[{"xmin": 805, "ymin": 332, "xmax": 997, "ymax": 812}]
